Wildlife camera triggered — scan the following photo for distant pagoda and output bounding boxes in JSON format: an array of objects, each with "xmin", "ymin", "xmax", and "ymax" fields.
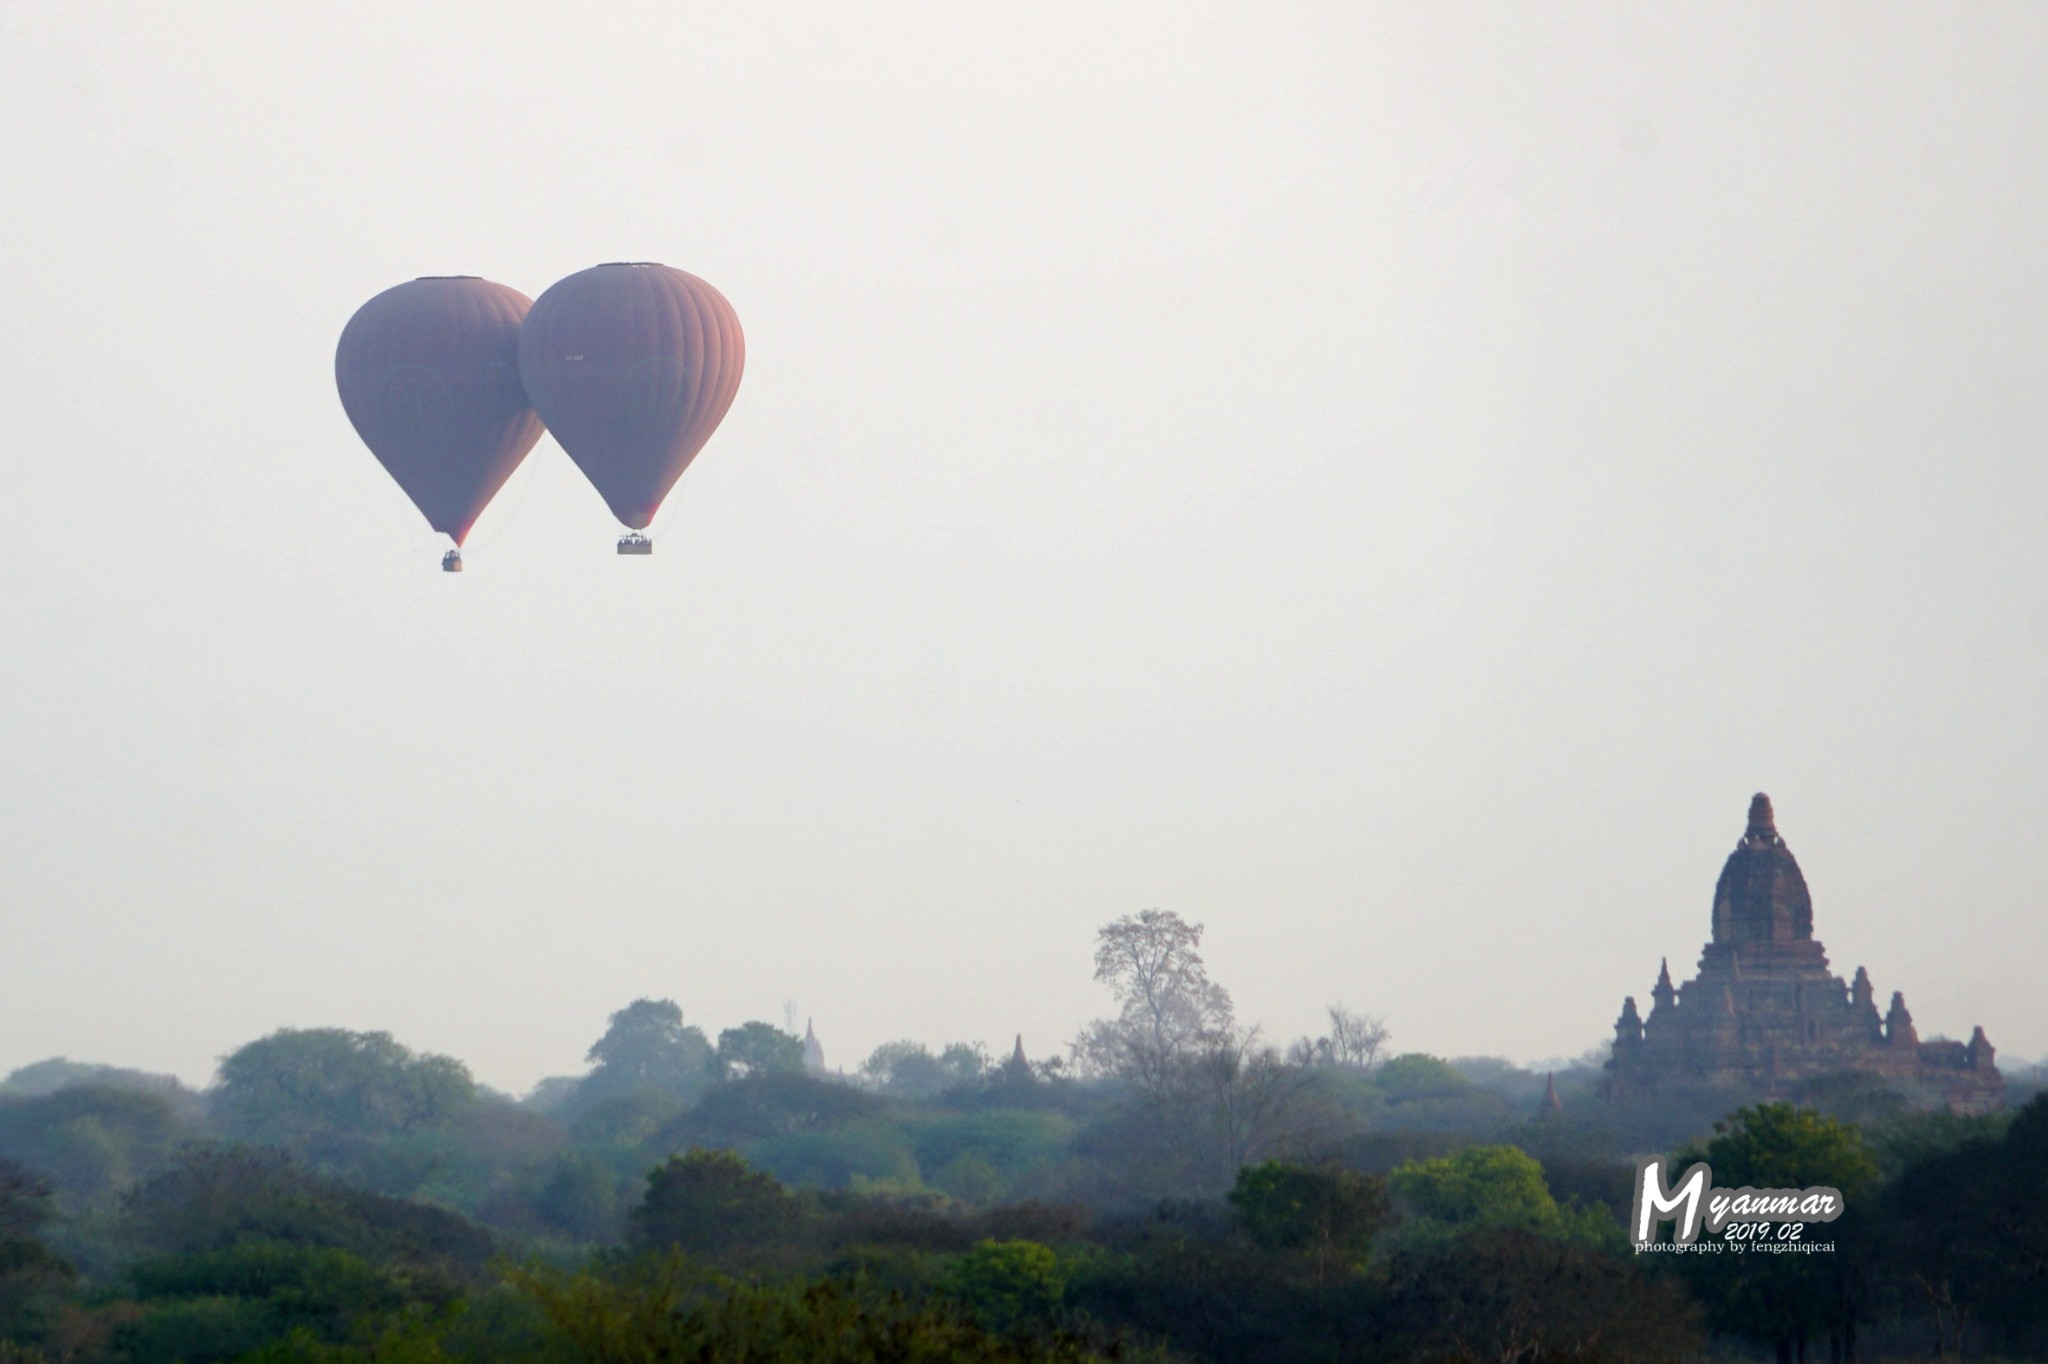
[{"xmin": 1603, "ymin": 794, "xmax": 2002, "ymax": 1114}]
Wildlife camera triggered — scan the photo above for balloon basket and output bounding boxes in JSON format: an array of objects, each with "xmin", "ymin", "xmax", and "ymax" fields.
[
  {"xmin": 617, "ymin": 533, "xmax": 653, "ymax": 556},
  {"xmin": 441, "ymin": 549, "xmax": 463, "ymax": 573}
]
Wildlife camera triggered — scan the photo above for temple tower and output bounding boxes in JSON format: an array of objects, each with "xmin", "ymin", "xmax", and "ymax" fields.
[{"xmin": 1604, "ymin": 794, "xmax": 2002, "ymax": 1114}]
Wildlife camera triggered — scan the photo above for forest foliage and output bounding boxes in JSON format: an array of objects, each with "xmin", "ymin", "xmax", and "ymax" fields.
[{"xmin": 2, "ymin": 910, "xmax": 2043, "ymax": 1362}]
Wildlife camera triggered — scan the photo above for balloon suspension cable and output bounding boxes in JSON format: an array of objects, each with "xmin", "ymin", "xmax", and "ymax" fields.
[{"xmin": 441, "ymin": 547, "xmax": 464, "ymax": 573}]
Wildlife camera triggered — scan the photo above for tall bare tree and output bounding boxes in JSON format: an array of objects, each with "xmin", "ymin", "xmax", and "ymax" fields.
[
  {"xmin": 1073, "ymin": 908, "xmax": 1234, "ymax": 1082},
  {"xmin": 1074, "ymin": 909, "xmax": 1328, "ymax": 1194}
]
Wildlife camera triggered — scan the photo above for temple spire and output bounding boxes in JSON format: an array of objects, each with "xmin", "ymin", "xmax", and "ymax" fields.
[{"xmin": 1651, "ymin": 958, "xmax": 1676, "ymax": 1012}]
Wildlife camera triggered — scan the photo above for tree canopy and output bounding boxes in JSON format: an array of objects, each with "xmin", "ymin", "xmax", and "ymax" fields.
[
  {"xmin": 211, "ymin": 1029, "xmax": 476, "ymax": 1150},
  {"xmin": 713, "ymin": 1023, "xmax": 805, "ymax": 1081},
  {"xmin": 581, "ymin": 999, "xmax": 714, "ymax": 1105}
]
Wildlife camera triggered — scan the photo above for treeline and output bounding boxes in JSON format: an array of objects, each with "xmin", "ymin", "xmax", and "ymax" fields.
[
  {"xmin": 0, "ymin": 910, "xmax": 2043, "ymax": 1361},
  {"xmin": 3, "ymin": 1094, "xmax": 2044, "ymax": 1362}
]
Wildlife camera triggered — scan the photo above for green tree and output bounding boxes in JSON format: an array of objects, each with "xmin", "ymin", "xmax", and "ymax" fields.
[
  {"xmin": 1390, "ymin": 1144, "xmax": 1553, "ymax": 1228},
  {"xmin": 861, "ymin": 1042, "xmax": 989, "ymax": 1098},
  {"xmin": 1688, "ymin": 1101, "xmax": 1879, "ymax": 1197},
  {"xmin": 118, "ymin": 1242, "xmax": 420, "ymax": 1364},
  {"xmin": 121, "ymin": 1146, "xmax": 493, "ymax": 1270},
  {"xmin": 861, "ymin": 1042, "xmax": 947, "ymax": 1096},
  {"xmin": 1061, "ymin": 1202, "xmax": 1335, "ymax": 1360},
  {"xmin": 1228, "ymin": 1161, "xmax": 1389, "ymax": 1282},
  {"xmin": 672, "ymin": 1070, "xmax": 880, "ymax": 1146},
  {"xmin": 1379, "ymin": 1226, "xmax": 1702, "ymax": 1363},
  {"xmin": 211, "ymin": 1030, "xmax": 476, "ymax": 1150},
  {"xmin": 0, "ymin": 1160, "xmax": 73, "ymax": 1345},
  {"xmin": 110, "ymin": 1148, "xmax": 492, "ymax": 1364},
  {"xmin": 513, "ymin": 1258, "xmax": 1141, "ymax": 1363},
  {"xmin": 907, "ymin": 1110, "xmax": 1075, "ymax": 1190},
  {"xmin": 932, "ymin": 1151, "xmax": 1004, "ymax": 1204},
  {"xmin": 1877, "ymin": 1092, "xmax": 2048, "ymax": 1356},
  {"xmin": 713, "ymin": 1023, "xmax": 805, "ymax": 1081},
  {"xmin": 629, "ymin": 1149, "xmax": 800, "ymax": 1260},
  {"xmin": 1372, "ymin": 1053, "xmax": 1471, "ymax": 1102},
  {"xmin": 942, "ymin": 1240, "xmax": 1067, "ymax": 1331},
  {"xmin": 533, "ymin": 1153, "xmax": 627, "ymax": 1243},
  {"xmin": 571, "ymin": 1089, "xmax": 684, "ymax": 1150},
  {"xmin": 1675, "ymin": 1104, "xmax": 1880, "ymax": 1364},
  {"xmin": 0, "ymin": 1084, "xmax": 186, "ymax": 1209},
  {"xmin": 1388, "ymin": 1144, "xmax": 1612, "ymax": 1251},
  {"xmin": 937, "ymin": 1044, "xmax": 992, "ymax": 1090},
  {"xmin": 1, "ymin": 1059, "xmax": 195, "ymax": 1108},
  {"xmin": 580, "ymin": 999, "xmax": 714, "ymax": 1105},
  {"xmin": 751, "ymin": 1121, "xmax": 921, "ymax": 1190}
]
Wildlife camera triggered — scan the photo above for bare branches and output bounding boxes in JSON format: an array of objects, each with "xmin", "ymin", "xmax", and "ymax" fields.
[
  {"xmin": 1075, "ymin": 910, "xmax": 1334, "ymax": 1193},
  {"xmin": 1075, "ymin": 909, "xmax": 1235, "ymax": 1081},
  {"xmin": 1288, "ymin": 1005, "xmax": 1390, "ymax": 1072}
]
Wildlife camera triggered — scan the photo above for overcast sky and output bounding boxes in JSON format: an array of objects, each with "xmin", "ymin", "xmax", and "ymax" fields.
[{"xmin": 3, "ymin": 3, "xmax": 2044, "ymax": 1093}]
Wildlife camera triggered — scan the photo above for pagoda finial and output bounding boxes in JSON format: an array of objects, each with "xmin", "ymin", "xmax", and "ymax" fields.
[
  {"xmin": 1747, "ymin": 792, "xmax": 1774, "ymax": 835},
  {"xmin": 1737, "ymin": 792, "xmax": 1787, "ymax": 851},
  {"xmin": 1011, "ymin": 1034, "xmax": 1028, "ymax": 1068}
]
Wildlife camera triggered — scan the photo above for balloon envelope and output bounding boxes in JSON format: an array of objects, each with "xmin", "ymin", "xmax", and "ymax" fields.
[
  {"xmin": 335, "ymin": 277, "xmax": 544, "ymax": 546},
  {"xmin": 517, "ymin": 263, "xmax": 745, "ymax": 531}
]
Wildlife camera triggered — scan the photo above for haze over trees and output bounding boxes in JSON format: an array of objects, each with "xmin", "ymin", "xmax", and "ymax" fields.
[{"xmin": 0, "ymin": 907, "xmax": 2042, "ymax": 1361}]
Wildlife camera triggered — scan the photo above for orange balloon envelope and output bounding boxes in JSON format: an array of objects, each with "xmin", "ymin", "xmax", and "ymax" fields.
[
  {"xmin": 517, "ymin": 263, "xmax": 745, "ymax": 531},
  {"xmin": 335, "ymin": 277, "xmax": 545, "ymax": 546}
]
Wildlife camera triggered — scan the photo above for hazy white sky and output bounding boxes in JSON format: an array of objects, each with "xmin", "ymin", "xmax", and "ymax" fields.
[{"xmin": 3, "ymin": 3, "xmax": 2044, "ymax": 1092}]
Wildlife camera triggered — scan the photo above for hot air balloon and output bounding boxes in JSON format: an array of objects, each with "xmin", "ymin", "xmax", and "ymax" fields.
[
  {"xmin": 335, "ymin": 277, "xmax": 545, "ymax": 571},
  {"xmin": 517, "ymin": 263, "xmax": 745, "ymax": 554}
]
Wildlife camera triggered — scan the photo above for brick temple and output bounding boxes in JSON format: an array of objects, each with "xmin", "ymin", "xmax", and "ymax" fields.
[{"xmin": 1603, "ymin": 794, "xmax": 2002, "ymax": 1114}]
